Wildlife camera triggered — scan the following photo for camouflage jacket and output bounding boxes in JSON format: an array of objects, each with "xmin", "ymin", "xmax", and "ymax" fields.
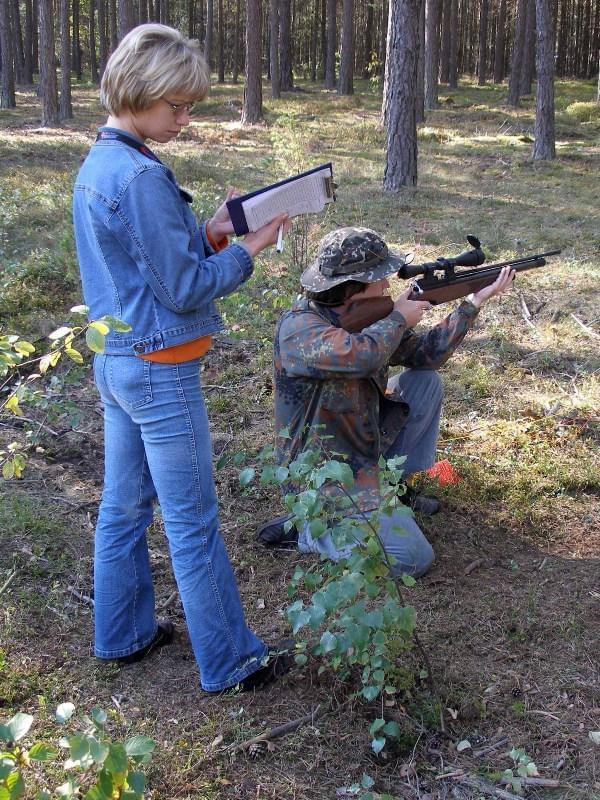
[{"xmin": 274, "ymin": 296, "xmax": 479, "ymax": 510}]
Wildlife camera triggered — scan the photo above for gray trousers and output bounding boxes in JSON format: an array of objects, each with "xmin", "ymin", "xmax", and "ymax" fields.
[{"xmin": 298, "ymin": 369, "xmax": 442, "ymax": 578}]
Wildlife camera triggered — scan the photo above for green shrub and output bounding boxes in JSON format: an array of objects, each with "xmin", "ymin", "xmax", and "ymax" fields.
[{"xmin": 565, "ymin": 101, "xmax": 600, "ymax": 122}]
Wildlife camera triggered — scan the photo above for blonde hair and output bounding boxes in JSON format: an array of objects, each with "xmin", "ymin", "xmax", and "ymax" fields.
[{"xmin": 100, "ymin": 24, "xmax": 210, "ymax": 115}]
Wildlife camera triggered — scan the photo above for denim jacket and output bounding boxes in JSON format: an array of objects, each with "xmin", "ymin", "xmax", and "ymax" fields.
[{"xmin": 73, "ymin": 128, "xmax": 254, "ymax": 356}]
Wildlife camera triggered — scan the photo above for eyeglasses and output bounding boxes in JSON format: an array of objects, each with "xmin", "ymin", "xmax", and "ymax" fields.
[{"xmin": 160, "ymin": 98, "xmax": 197, "ymax": 116}]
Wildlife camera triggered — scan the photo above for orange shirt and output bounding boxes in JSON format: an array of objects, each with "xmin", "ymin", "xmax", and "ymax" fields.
[{"xmin": 139, "ymin": 227, "xmax": 229, "ymax": 364}]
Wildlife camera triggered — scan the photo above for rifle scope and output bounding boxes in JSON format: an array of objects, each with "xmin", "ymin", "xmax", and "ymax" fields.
[{"xmin": 398, "ymin": 235, "xmax": 485, "ymax": 279}]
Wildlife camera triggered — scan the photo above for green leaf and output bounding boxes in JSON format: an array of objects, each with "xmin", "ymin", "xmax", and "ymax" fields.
[
  {"xmin": 104, "ymin": 743, "xmax": 127, "ymax": 774},
  {"xmin": 275, "ymin": 466, "xmax": 289, "ymax": 482},
  {"xmin": 6, "ymin": 769, "xmax": 25, "ymax": 799},
  {"xmin": 85, "ymin": 327, "xmax": 106, "ymax": 353},
  {"xmin": 126, "ymin": 771, "xmax": 146, "ymax": 793},
  {"xmin": 361, "ymin": 773, "xmax": 375, "ymax": 789},
  {"xmin": 89, "ymin": 320, "xmax": 110, "ymax": 335},
  {"xmin": 294, "ymin": 653, "xmax": 308, "ymax": 666},
  {"xmin": 56, "ymin": 778, "xmax": 78, "ymax": 798},
  {"xmin": 401, "ymin": 574, "xmax": 417, "ymax": 587},
  {"xmin": 70, "ymin": 304, "xmax": 89, "ymax": 315},
  {"xmin": 65, "ymin": 348, "xmax": 84, "ymax": 364},
  {"xmin": 90, "ymin": 708, "xmax": 107, "ymax": 727},
  {"xmin": 67, "ymin": 734, "xmax": 90, "ymax": 762},
  {"xmin": 28, "ymin": 742, "xmax": 59, "ymax": 761},
  {"xmin": 0, "ymin": 786, "xmax": 10, "ymax": 800},
  {"xmin": 383, "ymin": 721, "xmax": 401, "ymax": 738},
  {"xmin": 238, "ymin": 467, "xmax": 255, "ymax": 487},
  {"xmin": 2, "ymin": 461, "xmax": 15, "ymax": 480},
  {"xmin": 55, "ymin": 703, "xmax": 75, "ymax": 724},
  {"xmin": 309, "ymin": 518, "xmax": 328, "ymax": 539},
  {"xmin": 124, "ymin": 735, "xmax": 155, "ymax": 757},
  {"xmin": 13, "ymin": 341, "xmax": 35, "ymax": 356},
  {"xmin": 35, "ymin": 792, "xmax": 51, "ymax": 800},
  {"xmin": 99, "ymin": 316, "xmax": 132, "ymax": 333},
  {"xmin": 319, "ymin": 630, "xmax": 337, "ymax": 653},
  {"xmin": 88, "ymin": 738, "xmax": 109, "ymax": 764},
  {"xmin": 369, "ymin": 718, "xmax": 386, "ymax": 736},
  {"xmin": 48, "ymin": 326, "xmax": 72, "ymax": 341},
  {"xmin": 362, "ymin": 685, "xmax": 380, "ymax": 701},
  {"xmin": 371, "ymin": 736, "xmax": 386, "ymax": 755},
  {"xmin": 314, "ymin": 460, "xmax": 354, "ymax": 489},
  {"xmin": 6, "ymin": 714, "xmax": 33, "ymax": 743}
]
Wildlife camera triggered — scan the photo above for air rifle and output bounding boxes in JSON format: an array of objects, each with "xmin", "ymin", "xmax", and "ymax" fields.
[{"xmin": 339, "ymin": 236, "xmax": 561, "ymax": 334}]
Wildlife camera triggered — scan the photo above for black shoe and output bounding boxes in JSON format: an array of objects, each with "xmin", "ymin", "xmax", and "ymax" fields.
[
  {"xmin": 115, "ymin": 621, "xmax": 175, "ymax": 664},
  {"xmin": 402, "ymin": 487, "xmax": 441, "ymax": 515},
  {"xmin": 257, "ymin": 515, "xmax": 299, "ymax": 548},
  {"xmin": 237, "ymin": 639, "xmax": 295, "ymax": 692}
]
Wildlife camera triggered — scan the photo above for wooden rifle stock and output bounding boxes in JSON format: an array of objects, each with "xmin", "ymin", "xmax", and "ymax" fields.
[{"xmin": 338, "ymin": 251, "xmax": 560, "ymax": 333}]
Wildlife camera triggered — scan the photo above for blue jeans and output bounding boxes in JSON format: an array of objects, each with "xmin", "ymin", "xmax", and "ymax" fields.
[
  {"xmin": 93, "ymin": 354, "xmax": 267, "ymax": 691},
  {"xmin": 298, "ymin": 369, "xmax": 441, "ymax": 578}
]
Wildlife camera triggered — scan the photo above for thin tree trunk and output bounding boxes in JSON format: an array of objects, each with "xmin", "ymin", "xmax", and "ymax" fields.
[
  {"xmin": 448, "ymin": 0, "xmax": 457, "ymax": 87},
  {"xmin": 204, "ymin": 0, "xmax": 213, "ymax": 69},
  {"xmin": 98, "ymin": 0, "xmax": 108, "ymax": 76},
  {"xmin": 324, "ymin": 0, "xmax": 336, "ymax": 87},
  {"xmin": 439, "ymin": 0, "xmax": 450, "ymax": 83},
  {"xmin": 217, "ymin": 0, "xmax": 224, "ymax": 81},
  {"xmin": 279, "ymin": 0, "xmax": 293, "ymax": 89},
  {"xmin": 477, "ymin": 0, "xmax": 489, "ymax": 84},
  {"xmin": 383, "ymin": 0, "xmax": 422, "ymax": 190},
  {"xmin": 39, "ymin": 0, "xmax": 59, "ymax": 125},
  {"xmin": 109, "ymin": 0, "xmax": 118, "ymax": 50},
  {"xmin": 416, "ymin": 0, "xmax": 425, "ymax": 121},
  {"xmin": 10, "ymin": 0, "xmax": 25, "ymax": 82},
  {"xmin": 493, "ymin": 0, "xmax": 507, "ymax": 82},
  {"xmin": 72, "ymin": 0, "xmax": 81, "ymax": 77},
  {"xmin": 532, "ymin": 0, "xmax": 555, "ymax": 159},
  {"xmin": 60, "ymin": 0, "xmax": 73, "ymax": 118},
  {"xmin": 23, "ymin": 0, "xmax": 34, "ymax": 83},
  {"xmin": 0, "ymin": 0, "xmax": 16, "ymax": 107},
  {"xmin": 242, "ymin": 0, "xmax": 263, "ymax": 122},
  {"xmin": 232, "ymin": 0, "xmax": 241, "ymax": 82},
  {"xmin": 520, "ymin": 0, "xmax": 536, "ymax": 94},
  {"xmin": 310, "ymin": 0, "xmax": 318, "ymax": 80},
  {"xmin": 270, "ymin": 0, "xmax": 280, "ymax": 96},
  {"xmin": 424, "ymin": 0, "xmax": 441, "ymax": 108},
  {"xmin": 508, "ymin": 0, "xmax": 527, "ymax": 104},
  {"xmin": 338, "ymin": 0, "xmax": 354, "ymax": 93}
]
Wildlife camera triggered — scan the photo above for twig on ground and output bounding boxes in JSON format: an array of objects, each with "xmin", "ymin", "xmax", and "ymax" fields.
[
  {"xmin": 464, "ymin": 558, "xmax": 485, "ymax": 575},
  {"xmin": 158, "ymin": 590, "xmax": 178, "ymax": 611},
  {"xmin": 226, "ymin": 704, "xmax": 326, "ymax": 755},
  {"xmin": 457, "ymin": 775, "xmax": 523, "ymax": 799},
  {"xmin": 473, "ymin": 736, "xmax": 509, "ymax": 757},
  {"xmin": 570, "ymin": 313, "xmax": 600, "ymax": 339},
  {"xmin": 526, "ymin": 709, "xmax": 561, "ymax": 721},
  {"xmin": 0, "ymin": 568, "xmax": 18, "ymax": 598},
  {"xmin": 499, "ymin": 776, "xmax": 561, "ymax": 788},
  {"xmin": 67, "ymin": 585, "xmax": 94, "ymax": 607},
  {"xmin": 518, "ymin": 291, "xmax": 538, "ymax": 331}
]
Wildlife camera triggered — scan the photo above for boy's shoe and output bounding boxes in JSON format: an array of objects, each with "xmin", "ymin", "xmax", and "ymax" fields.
[
  {"xmin": 237, "ymin": 639, "xmax": 295, "ymax": 692},
  {"xmin": 257, "ymin": 515, "xmax": 299, "ymax": 547},
  {"xmin": 115, "ymin": 621, "xmax": 175, "ymax": 664},
  {"xmin": 402, "ymin": 488, "xmax": 441, "ymax": 515}
]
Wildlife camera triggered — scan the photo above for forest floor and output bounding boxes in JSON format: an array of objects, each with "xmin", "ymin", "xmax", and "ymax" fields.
[{"xmin": 1, "ymin": 77, "xmax": 599, "ymax": 799}]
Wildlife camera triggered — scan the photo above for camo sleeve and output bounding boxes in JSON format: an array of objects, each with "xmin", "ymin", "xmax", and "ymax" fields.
[
  {"xmin": 389, "ymin": 299, "xmax": 480, "ymax": 368},
  {"xmin": 279, "ymin": 307, "xmax": 407, "ymax": 379}
]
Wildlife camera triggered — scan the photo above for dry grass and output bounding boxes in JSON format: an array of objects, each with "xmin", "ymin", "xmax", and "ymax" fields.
[{"xmin": 1, "ymin": 76, "xmax": 599, "ymax": 799}]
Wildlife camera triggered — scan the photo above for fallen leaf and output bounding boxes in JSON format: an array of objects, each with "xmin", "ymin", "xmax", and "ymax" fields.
[
  {"xmin": 456, "ymin": 740, "xmax": 472, "ymax": 752},
  {"xmin": 589, "ymin": 731, "xmax": 600, "ymax": 745}
]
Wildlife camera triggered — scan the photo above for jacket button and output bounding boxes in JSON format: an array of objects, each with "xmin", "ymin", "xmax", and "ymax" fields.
[{"xmin": 133, "ymin": 343, "xmax": 144, "ymax": 354}]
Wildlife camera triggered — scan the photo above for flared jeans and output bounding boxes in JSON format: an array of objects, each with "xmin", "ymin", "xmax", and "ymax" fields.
[{"xmin": 92, "ymin": 354, "xmax": 267, "ymax": 691}]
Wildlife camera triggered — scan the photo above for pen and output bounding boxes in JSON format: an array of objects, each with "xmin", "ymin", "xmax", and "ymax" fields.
[{"xmin": 276, "ymin": 224, "xmax": 284, "ymax": 253}]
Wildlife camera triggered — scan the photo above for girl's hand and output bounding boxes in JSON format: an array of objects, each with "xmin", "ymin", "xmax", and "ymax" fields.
[
  {"xmin": 206, "ymin": 187, "xmax": 240, "ymax": 240},
  {"xmin": 242, "ymin": 214, "xmax": 291, "ymax": 258}
]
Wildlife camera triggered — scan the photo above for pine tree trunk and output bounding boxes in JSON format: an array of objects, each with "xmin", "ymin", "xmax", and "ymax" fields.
[
  {"xmin": 416, "ymin": 0, "xmax": 425, "ymax": 121},
  {"xmin": 204, "ymin": 0, "xmax": 213, "ymax": 69},
  {"xmin": 439, "ymin": 0, "xmax": 450, "ymax": 83},
  {"xmin": 232, "ymin": 0, "xmax": 241, "ymax": 82},
  {"xmin": 23, "ymin": 0, "xmax": 34, "ymax": 83},
  {"xmin": 508, "ymin": 0, "xmax": 527, "ymax": 105},
  {"xmin": 72, "ymin": 0, "xmax": 81, "ymax": 77},
  {"xmin": 532, "ymin": 0, "xmax": 555, "ymax": 159},
  {"xmin": 10, "ymin": 0, "xmax": 25, "ymax": 82},
  {"xmin": 59, "ymin": 0, "xmax": 73, "ymax": 118},
  {"xmin": 98, "ymin": 0, "xmax": 108, "ymax": 76},
  {"xmin": 424, "ymin": 0, "xmax": 440, "ymax": 108},
  {"xmin": 242, "ymin": 0, "xmax": 263, "ymax": 122},
  {"xmin": 217, "ymin": 0, "xmax": 224, "ymax": 81},
  {"xmin": 324, "ymin": 0, "xmax": 336, "ymax": 87},
  {"xmin": 363, "ymin": 0, "xmax": 374, "ymax": 77},
  {"xmin": 310, "ymin": 0, "xmax": 318, "ymax": 80},
  {"xmin": 448, "ymin": 0, "xmax": 457, "ymax": 88},
  {"xmin": 383, "ymin": 0, "xmax": 422, "ymax": 190},
  {"xmin": 39, "ymin": 0, "xmax": 59, "ymax": 125},
  {"xmin": 520, "ymin": 0, "xmax": 536, "ymax": 94},
  {"xmin": 337, "ymin": 0, "xmax": 354, "ymax": 93},
  {"xmin": 477, "ymin": 0, "xmax": 489, "ymax": 84},
  {"xmin": 89, "ymin": 0, "xmax": 98, "ymax": 81},
  {"xmin": 279, "ymin": 0, "xmax": 293, "ymax": 89},
  {"xmin": 109, "ymin": 0, "xmax": 117, "ymax": 49},
  {"xmin": 270, "ymin": 0, "xmax": 280, "ymax": 96},
  {"xmin": 0, "ymin": 0, "xmax": 16, "ymax": 107},
  {"xmin": 493, "ymin": 0, "xmax": 507, "ymax": 82}
]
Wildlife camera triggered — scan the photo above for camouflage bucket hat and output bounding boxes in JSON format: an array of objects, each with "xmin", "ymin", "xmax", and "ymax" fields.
[{"xmin": 300, "ymin": 227, "xmax": 407, "ymax": 292}]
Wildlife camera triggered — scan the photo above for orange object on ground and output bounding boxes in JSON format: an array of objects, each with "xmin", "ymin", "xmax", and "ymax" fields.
[{"xmin": 426, "ymin": 459, "xmax": 461, "ymax": 485}]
